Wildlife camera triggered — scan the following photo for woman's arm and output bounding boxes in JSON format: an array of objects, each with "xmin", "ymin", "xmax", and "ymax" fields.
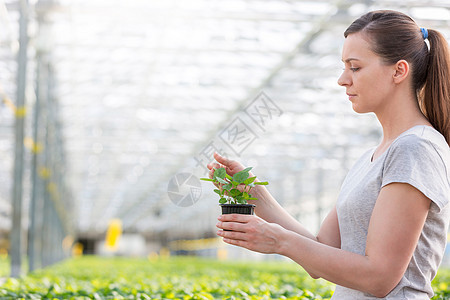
[
  {"xmin": 217, "ymin": 182, "xmax": 430, "ymax": 297},
  {"xmin": 209, "ymin": 152, "xmax": 340, "ymax": 279},
  {"xmin": 250, "ymin": 184, "xmax": 341, "ymax": 279},
  {"xmin": 248, "ymin": 180, "xmax": 324, "ymax": 242},
  {"xmin": 209, "ymin": 152, "xmax": 340, "ymax": 248}
]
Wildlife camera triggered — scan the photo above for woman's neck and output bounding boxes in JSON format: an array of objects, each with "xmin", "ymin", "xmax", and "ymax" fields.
[{"xmin": 375, "ymin": 92, "xmax": 431, "ymax": 146}]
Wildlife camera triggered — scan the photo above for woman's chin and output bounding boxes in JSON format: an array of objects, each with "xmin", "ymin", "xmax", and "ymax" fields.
[{"xmin": 351, "ymin": 103, "xmax": 370, "ymax": 114}]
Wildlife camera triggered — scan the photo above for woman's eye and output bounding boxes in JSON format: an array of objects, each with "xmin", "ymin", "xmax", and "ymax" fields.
[{"xmin": 342, "ymin": 67, "xmax": 360, "ymax": 72}]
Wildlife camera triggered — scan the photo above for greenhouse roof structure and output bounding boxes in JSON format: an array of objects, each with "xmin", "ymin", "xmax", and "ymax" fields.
[{"xmin": 0, "ymin": 0, "xmax": 449, "ymax": 242}]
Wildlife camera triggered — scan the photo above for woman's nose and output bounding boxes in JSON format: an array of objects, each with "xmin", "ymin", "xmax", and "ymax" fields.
[{"xmin": 337, "ymin": 71, "xmax": 351, "ymax": 87}]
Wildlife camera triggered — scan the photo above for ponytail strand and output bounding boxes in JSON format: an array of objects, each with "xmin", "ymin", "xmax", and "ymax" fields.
[{"xmin": 420, "ymin": 29, "xmax": 450, "ymax": 146}]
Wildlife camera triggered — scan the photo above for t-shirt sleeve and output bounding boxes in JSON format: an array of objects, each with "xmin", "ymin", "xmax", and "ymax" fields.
[{"xmin": 381, "ymin": 135, "xmax": 450, "ymax": 211}]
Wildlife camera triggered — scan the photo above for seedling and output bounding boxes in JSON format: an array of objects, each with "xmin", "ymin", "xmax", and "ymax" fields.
[{"xmin": 201, "ymin": 167, "xmax": 268, "ymax": 204}]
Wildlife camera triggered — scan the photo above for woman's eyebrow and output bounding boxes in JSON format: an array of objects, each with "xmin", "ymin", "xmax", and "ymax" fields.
[{"xmin": 341, "ymin": 58, "xmax": 360, "ymax": 63}]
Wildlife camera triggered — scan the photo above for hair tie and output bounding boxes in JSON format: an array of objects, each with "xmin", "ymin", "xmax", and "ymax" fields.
[{"xmin": 420, "ymin": 27, "xmax": 428, "ymax": 40}]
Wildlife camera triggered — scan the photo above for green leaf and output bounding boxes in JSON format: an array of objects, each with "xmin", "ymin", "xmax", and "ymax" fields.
[
  {"xmin": 223, "ymin": 183, "xmax": 232, "ymax": 191},
  {"xmin": 219, "ymin": 198, "xmax": 227, "ymax": 204},
  {"xmin": 213, "ymin": 189, "xmax": 221, "ymax": 195},
  {"xmin": 237, "ymin": 197, "xmax": 247, "ymax": 204},
  {"xmin": 248, "ymin": 197, "xmax": 258, "ymax": 200},
  {"xmin": 242, "ymin": 167, "xmax": 253, "ymax": 173},
  {"xmin": 232, "ymin": 171, "xmax": 249, "ymax": 184},
  {"xmin": 225, "ymin": 174, "xmax": 232, "ymax": 180},
  {"xmin": 244, "ymin": 176, "xmax": 256, "ymax": 185},
  {"xmin": 243, "ymin": 192, "xmax": 249, "ymax": 199},
  {"xmin": 214, "ymin": 167, "xmax": 226, "ymax": 179},
  {"xmin": 200, "ymin": 178, "xmax": 214, "ymax": 182},
  {"xmin": 216, "ymin": 177, "xmax": 228, "ymax": 184},
  {"xmin": 254, "ymin": 181, "xmax": 268, "ymax": 185},
  {"xmin": 229, "ymin": 189, "xmax": 241, "ymax": 197}
]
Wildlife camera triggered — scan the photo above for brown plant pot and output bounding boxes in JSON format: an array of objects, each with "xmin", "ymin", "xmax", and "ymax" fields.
[{"xmin": 220, "ymin": 204, "xmax": 256, "ymax": 215}]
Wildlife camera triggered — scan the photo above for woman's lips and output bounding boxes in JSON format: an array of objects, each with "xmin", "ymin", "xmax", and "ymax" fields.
[{"xmin": 347, "ymin": 93, "xmax": 357, "ymax": 100}]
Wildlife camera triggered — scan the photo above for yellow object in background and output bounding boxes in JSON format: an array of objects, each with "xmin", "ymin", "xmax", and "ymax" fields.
[
  {"xmin": 159, "ymin": 247, "xmax": 170, "ymax": 259},
  {"xmin": 217, "ymin": 248, "xmax": 227, "ymax": 261},
  {"xmin": 105, "ymin": 219, "xmax": 122, "ymax": 251},
  {"xmin": 2, "ymin": 97, "xmax": 27, "ymax": 117},
  {"xmin": 38, "ymin": 167, "xmax": 51, "ymax": 179},
  {"xmin": 0, "ymin": 248, "xmax": 8, "ymax": 259},
  {"xmin": 62, "ymin": 235, "xmax": 75, "ymax": 251},
  {"xmin": 72, "ymin": 243, "xmax": 84, "ymax": 257},
  {"xmin": 23, "ymin": 137, "xmax": 43, "ymax": 153},
  {"xmin": 147, "ymin": 252, "xmax": 159, "ymax": 261}
]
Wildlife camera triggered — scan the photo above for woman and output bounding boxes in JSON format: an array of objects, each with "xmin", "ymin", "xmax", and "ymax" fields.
[{"xmin": 208, "ymin": 10, "xmax": 450, "ymax": 299}]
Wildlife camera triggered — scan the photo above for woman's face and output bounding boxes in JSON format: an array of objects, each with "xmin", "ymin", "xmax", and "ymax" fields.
[{"xmin": 338, "ymin": 32, "xmax": 396, "ymax": 114}]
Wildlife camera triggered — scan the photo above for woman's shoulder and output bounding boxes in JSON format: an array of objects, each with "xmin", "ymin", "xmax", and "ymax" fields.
[
  {"xmin": 383, "ymin": 125, "xmax": 450, "ymax": 210},
  {"xmin": 390, "ymin": 125, "xmax": 449, "ymax": 158}
]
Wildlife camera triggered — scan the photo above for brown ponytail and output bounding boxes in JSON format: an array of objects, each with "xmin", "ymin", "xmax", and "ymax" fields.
[
  {"xmin": 344, "ymin": 10, "xmax": 450, "ymax": 146},
  {"xmin": 420, "ymin": 29, "xmax": 450, "ymax": 146}
]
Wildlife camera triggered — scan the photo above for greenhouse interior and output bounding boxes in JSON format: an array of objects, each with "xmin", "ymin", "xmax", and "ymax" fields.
[{"xmin": 0, "ymin": 0, "xmax": 449, "ymax": 298}]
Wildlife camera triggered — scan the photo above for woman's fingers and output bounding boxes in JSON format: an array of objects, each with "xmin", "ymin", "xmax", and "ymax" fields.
[
  {"xmin": 207, "ymin": 162, "xmax": 221, "ymax": 170},
  {"xmin": 216, "ymin": 221, "xmax": 247, "ymax": 233},
  {"xmin": 207, "ymin": 162, "xmax": 221, "ymax": 178},
  {"xmin": 209, "ymin": 152, "xmax": 248, "ymax": 178},
  {"xmin": 216, "ymin": 214, "xmax": 254, "ymax": 240},
  {"xmin": 213, "ymin": 152, "xmax": 231, "ymax": 167},
  {"xmin": 213, "ymin": 152, "xmax": 247, "ymax": 175},
  {"xmin": 217, "ymin": 229, "xmax": 248, "ymax": 241},
  {"xmin": 217, "ymin": 213, "xmax": 253, "ymax": 223},
  {"xmin": 216, "ymin": 215, "xmax": 283, "ymax": 254}
]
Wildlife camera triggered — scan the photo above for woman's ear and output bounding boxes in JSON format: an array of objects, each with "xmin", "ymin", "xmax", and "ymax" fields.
[{"xmin": 393, "ymin": 60, "xmax": 410, "ymax": 84}]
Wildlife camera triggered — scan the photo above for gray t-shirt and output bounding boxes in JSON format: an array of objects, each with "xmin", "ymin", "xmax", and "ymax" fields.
[{"xmin": 333, "ymin": 125, "xmax": 450, "ymax": 299}]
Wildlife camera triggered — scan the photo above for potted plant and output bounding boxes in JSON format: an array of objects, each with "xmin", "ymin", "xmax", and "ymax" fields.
[{"xmin": 201, "ymin": 167, "xmax": 268, "ymax": 215}]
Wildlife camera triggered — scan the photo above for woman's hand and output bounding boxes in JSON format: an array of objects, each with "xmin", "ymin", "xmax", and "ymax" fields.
[
  {"xmin": 207, "ymin": 152, "xmax": 259, "ymax": 193},
  {"xmin": 216, "ymin": 214, "xmax": 287, "ymax": 254},
  {"xmin": 206, "ymin": 152, "xmax": 248, "ymax": 179}
]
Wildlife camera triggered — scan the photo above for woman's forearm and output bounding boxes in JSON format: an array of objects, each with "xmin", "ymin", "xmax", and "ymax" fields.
[
  {"xmin": 248, "ymin": 185, "xmax": 318, "ymax": 241},
  {"xmin": 278, "ymin": 230, "xmax": 396, "ymax": 298}
]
